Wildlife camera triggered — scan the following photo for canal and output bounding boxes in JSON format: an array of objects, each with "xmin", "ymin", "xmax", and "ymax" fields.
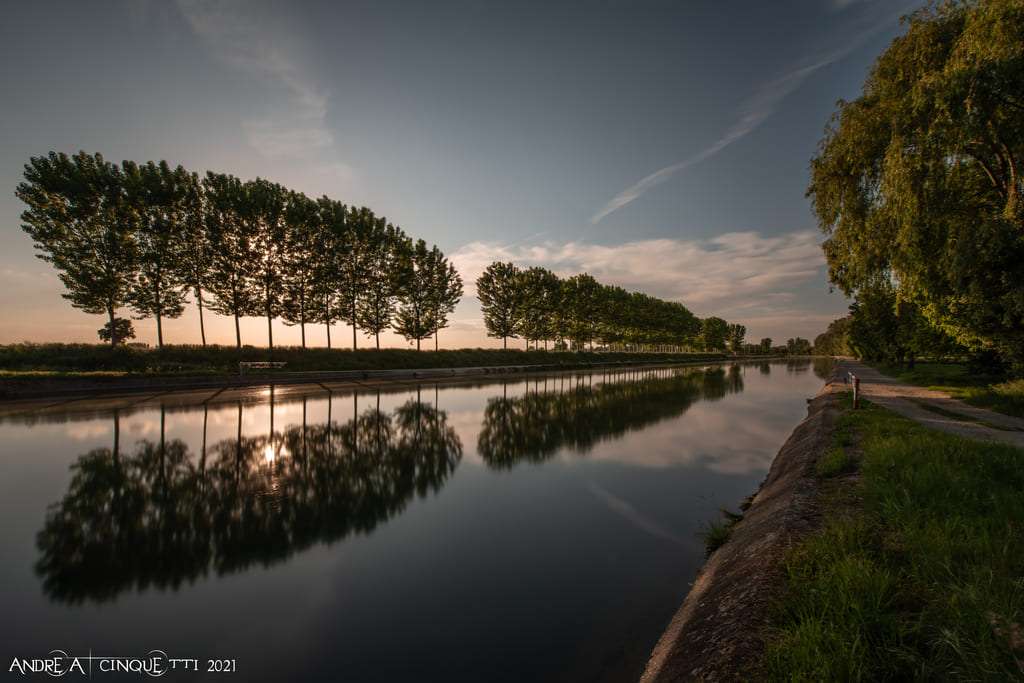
[{"xmin": 0, "ymin": 360, "xmax": 830, "ymax": 681}]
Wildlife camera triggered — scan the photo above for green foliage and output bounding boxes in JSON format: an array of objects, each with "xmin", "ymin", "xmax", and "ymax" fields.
[
  {"xmin": 813, "ymin": 317, "xmax": 852, "ymax": 357},
  {"xmin": 727, "ymin": 323, "xmax": 746, "ymax": 353},
  {"xmin": 764, "ymin": 399, "xmax": 1024, "ymax": 680},
  {"xmin": 123, "ymin": 160, "xmax": 194, "ymax": 348},
  {"xmin": 786, "ymin": 337, "xmax": 812, "ymax": 355},
  {"xmin": 17, "ymin": 152, "xmax": 138, "ymax": 345},
  {"xmin": 96, "ymin": 318, "xmax": 135, "ymax": 346},
  {"xmin": 808, "ymin": 0, "xmax": 1024, "ymax": 366},
  {"xmin": 700, "ymin": 508, "xmax": 744, "ymax": 558},
  {"xmin": 476, "ymin": 262, "xmax": 522, "ymax": 347},
  {"xmin": 701, "ymin": 317, "xmax": 729, "ymax": 352},
  {"xmin": 815, "ymin": 446, "xmax": 854, "ymax": 478}
]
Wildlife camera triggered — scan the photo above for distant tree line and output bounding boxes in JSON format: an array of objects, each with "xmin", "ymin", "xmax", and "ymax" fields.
[
  {"xmin": 808, "ymin": 0, "xmax": 1024, "ymax": 372},
  {"xmin": 475, "ymin": 261, "xmax": 755, "ymax": 353},
  {"xmin": 17, "ymin": 151, "xmax": 463, "ymax": 351}
]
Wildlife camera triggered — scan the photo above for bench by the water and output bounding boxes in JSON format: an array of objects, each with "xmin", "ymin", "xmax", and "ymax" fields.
[{"xmin": 238, "ymin": 361, "xmax": 288, "ymax": 376}]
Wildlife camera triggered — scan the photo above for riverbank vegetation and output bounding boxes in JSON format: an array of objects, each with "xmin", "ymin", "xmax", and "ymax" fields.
[
  {"xmin": 808, "ymin": 0, "xmax": 1024, "ymax": 375},
  {"xmin": 0, "ymin": 343, "xmax": 730, "ymax": 377},
  {"xmin": 763, "ymin": 395, "xmax": 1024, "ymax": 679}
]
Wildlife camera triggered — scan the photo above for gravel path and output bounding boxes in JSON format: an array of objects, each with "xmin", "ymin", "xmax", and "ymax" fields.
[{"xmin": 839, "ymin": 360, "xmax": 1024, "ymax": 449}]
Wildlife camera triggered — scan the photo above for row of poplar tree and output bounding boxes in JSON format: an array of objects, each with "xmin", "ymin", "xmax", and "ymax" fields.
[
  {"xmin": 475, "ymin": 262, "xmax": 747, "ymax": 352},
  {"xmin": 17, "ymin": 151, "xmax": 463, "ymax": 350}
]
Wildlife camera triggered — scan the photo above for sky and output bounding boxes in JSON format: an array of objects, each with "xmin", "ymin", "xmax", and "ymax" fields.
[{"xmin": 0, "ymin": 0, "xmax": 919, "ymax": 349}]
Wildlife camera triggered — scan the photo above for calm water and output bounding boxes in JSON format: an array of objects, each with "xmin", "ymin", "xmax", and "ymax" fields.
[{"xmin": 0, "ymin": 360, "xmax": 830, "ymax": 682}]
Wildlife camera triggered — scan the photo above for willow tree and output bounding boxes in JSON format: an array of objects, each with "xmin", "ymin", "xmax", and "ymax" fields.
[
  {"xmin": 394, "ymin": 239, "xmax": 439, "ymax": 351},
  {"xmin": 123, "ymin": 160, "xmax": 193, "ymax": 349},
  {"xmin": 427, "ymin": 246, "xmax": 463, "ymax": 350},
  {"xmin": 203, "ymin": 172, "xmax": 255, "ymax": 349},
  {"xmin": 357, "ymin": 221, "xmax": 405, "ymax": 349},
  {"xmin": 281, "ymin": 191, "xmax": 319, "ymax": 348},
  {"xmin": 476, "ymin": 262, "xmax": 521, "ymax": 349},
  {"xmin": 808, "ymin": 0, "xmax": 1024, "ymax": 366},
  {"xmin": 17, "ymin": 151, "xmax": 138, "ymax": 346}
]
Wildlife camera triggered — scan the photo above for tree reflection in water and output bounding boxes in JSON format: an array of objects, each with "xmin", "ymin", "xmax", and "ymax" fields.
[
  {"xmin": 477, "ymin": 366, "xmax": 742, "ymax": 469},
  {"xmin": 36, "ymin": 389, "xmax": 461, "ymax": 603}
]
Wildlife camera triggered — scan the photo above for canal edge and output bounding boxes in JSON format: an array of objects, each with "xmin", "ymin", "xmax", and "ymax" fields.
[{"xmin": 640, "ymin": 365, "xmax": 846, "ymax": 681}]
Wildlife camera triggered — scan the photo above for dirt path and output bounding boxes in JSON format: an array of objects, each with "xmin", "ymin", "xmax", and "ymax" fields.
[{"xmin": 840, "ymin": 360, "xmax": 1024, "ymax": 448}]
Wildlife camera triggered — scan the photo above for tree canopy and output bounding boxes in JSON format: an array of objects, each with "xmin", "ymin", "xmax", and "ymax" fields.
[{"xmin": 808, "ymin": 0, "xmax": 1024, "ymax": 366}]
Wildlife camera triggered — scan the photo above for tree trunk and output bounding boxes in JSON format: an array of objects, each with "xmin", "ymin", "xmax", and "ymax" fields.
[
  {"xmin": 107, "ymin": 304, "xmax": 117, "ymax": 347},
  {"xmin": 196, "ymin": 287, "xmax": 207, "ymax": 347},
  {"xmin": 300, "ymin": 295, "xmax": 306, "ymax": 349},
  {"xmin": 234, "ymin": 313, "xmax": 241, "ymax": 349},
  {"xmin": 326, "ymin": 321, "xmax": 332, "ymax": 349},
  {"xmin": 417, "ymin": 337, "xmax": 421, "ymax": 352},
  {"xmin": 376, "ymin": 331, "xmax": 380, "ymax": 350},
  {"xmin": 435, "ymin": 332, "xmax": 438, "ymax": 351},
  {"xmin": 154, "ymin": 279, "xmax": 164, "ymax": 350},
  {"xmin": 503, "ymin": 336, "xmax": 507, "ymax": 350},
  {"xmin": 267, "ymin": 311, "xmax": 274, "ymax": 353},
  {"xmin": 352, "ymin": 297, "xmax": 357, "ymax": 351}
]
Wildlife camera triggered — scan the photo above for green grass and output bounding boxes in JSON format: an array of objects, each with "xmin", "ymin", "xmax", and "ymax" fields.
[
  {"xmin": 700, "ymin": 508, "xmax": 744, "ymax": 557},
  {"xmin": 815, "ymin": 445, "xmax": 855, "ymax": 478},
  {"xmin": 763, "ymin": 397, "xmax": 1024, "ymax": 680},
  {"xmin": 874, "ymin": 362, "xmax": 1024, "ymax": 418},
  {"xmin": 0, "ymin": 343, "xmax": 727, "ymax": 377}
]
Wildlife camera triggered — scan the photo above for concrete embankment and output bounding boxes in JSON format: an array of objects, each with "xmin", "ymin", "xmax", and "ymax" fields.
[
  {"xmin": 0, "ymin": 354, "xmax": 760, "ymax": 402},
  {"xmin": 641, "ymin": 368, "xmax": 846, "ymax": 681}
]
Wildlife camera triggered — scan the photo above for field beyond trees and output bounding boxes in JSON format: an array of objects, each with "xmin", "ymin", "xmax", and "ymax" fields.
[{"xmin": 0, "ymin": 343, "xmax": 731, "ymax": 378}]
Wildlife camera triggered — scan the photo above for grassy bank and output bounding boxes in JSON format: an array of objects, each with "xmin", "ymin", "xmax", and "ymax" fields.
[
  {"xmin": 873, "ymin": 361, "xmax": 1024, "ymax": 418},
  {"xmin": 763, "ymin": 395, "xmax": 1024, "ymax": 680},
  {"xmin": 0, "ymin": 343, "xmax": 729, "ymax": 377}
]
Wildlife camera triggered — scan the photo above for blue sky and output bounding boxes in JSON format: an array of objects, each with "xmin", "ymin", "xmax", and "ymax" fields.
[{"xmin": 0, "ymin": 0, "xmax": 918, "ymax": 348}]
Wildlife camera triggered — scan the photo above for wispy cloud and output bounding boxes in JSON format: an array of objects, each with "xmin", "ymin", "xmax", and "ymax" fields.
[
  {"xmin": 590, "ymin": 8, "xmax": 908, "ymax": 223},
  {"xmin": 176, "ymin": 0, "xmax": 334, "ymax": 159},
  {"xmin": 449, "ymin": 229, "xmax": 841, "ymax": 339}
]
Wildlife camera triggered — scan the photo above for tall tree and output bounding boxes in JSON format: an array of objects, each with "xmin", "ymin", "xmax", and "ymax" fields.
[
  {"xmin": 564, "ymin": 273, "xmax": 602, "ymax": 350},
  {"xmin": 476, "ymin": 262, "xmax": 521, "ymax": 349},
  {"xmin": 336, "ymin": 206, "xmax": 373, "ymax": 351},
  {"xmin": 203, "ymin": 173, "xmax": 255, "ymax": 349},
  {"xmin": 17, "ymin": 151, "xmax": 138, "ymax": 346},
  {"xmin": 281, "ymin": 191, "xmax": 319, "ymax": 348},
  {"xmin": 701, "ymin": 317, "xmax": 729, "ymax": 352},
  {"xmin": 356, "ymin": 220, "xmax": 404, "ymax": 349},
  {"xmin": 726, "ymin": 323, "xmax": 746, "ymax": 354},
  {"xmin": 394, "ymin": 239, "xmax": 439, "ymax": 351},
  {"xmin": 760, "ymin": 337, "xmax": 772, "ymax": 354},
  {"xmin": 123, "ymin": 160, "xmax": 192, "ymax": 349},
  {"xmin": 241, "ymin": 179, "xmax": 288, "ymax": 352},
  {"xmin": 808, "ymin": 0, "xmax": 1024, "ymax": 366},
  {"xmin": 177, "ymin": 170, "xmax": 210, "ymax": 346},
  {"xmin": 313, "ymin": 197, "xmax": 345, "ymax": 348},
  {"xmin": 427, "ymin": 246, "xmax": 463, "ymax": 351}
]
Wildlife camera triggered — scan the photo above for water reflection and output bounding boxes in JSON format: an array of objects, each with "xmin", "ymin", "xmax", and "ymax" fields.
[
  {"xmin": 478, "ymin": 367, "xmax": 741, "ymax": 469},
  {"xmin": 36, "ymin": 392, "xmax": 461, "ymax": 603},
  {"xmin": 32, "ymin": 361, "xmax": 818, "ymax": 606}
]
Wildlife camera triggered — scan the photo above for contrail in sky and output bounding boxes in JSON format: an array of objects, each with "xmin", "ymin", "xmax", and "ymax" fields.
[{"xmin": 590, "ymin": 7, "xmax": 912, "ymax": 224}]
